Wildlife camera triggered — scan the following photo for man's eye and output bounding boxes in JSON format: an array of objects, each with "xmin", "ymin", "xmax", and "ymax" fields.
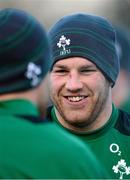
[
  {"xmin": 81, "ymin": 69, "xmax": 96, "ymax": 73},
  {"xmin": 53, "ymin": 69, "xmax": 68, "ymax": 73}
]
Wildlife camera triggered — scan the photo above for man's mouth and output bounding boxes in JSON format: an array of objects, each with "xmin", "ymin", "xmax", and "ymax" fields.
[{"xmin": 66, "ymin": 96, "xmax": 86, "ymax": 102}]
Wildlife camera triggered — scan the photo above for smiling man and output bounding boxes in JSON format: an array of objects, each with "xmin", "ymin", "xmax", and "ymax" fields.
[
  {"xmin": 48, "ymin": 13, "xmax": 130, "ymax": 179},
  {"xmin": 0, "ymin": 9, "xmax": 109, "ymax": 179},
  {"xmin": 50, "ymin": 57, "xmax": 111, "ymax": 133}
]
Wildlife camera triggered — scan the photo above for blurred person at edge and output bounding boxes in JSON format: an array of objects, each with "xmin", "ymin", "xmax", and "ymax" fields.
[
  {"xmin": 47, "ymin": 12, "xmax": 130, "ymax": 179},
  {"xmin": 0, "ymin": 8, "xmax": 108, "ymax": 179},
  {"xmin": 112, "ymin": 26, "xmax": 130, "ymax": 113}
]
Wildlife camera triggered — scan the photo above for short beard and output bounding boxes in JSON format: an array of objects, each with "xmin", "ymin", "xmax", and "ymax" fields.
[{"xmin": 53, "ymin": 80, "xmax": 110, "ymax": 131}]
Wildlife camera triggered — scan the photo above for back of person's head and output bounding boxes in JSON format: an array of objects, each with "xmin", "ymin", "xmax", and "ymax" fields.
[
  {"xmin": 48, "ymin": 12, "xmax": 119, "ymax": 87},
  {"xmin": 112, "ymin": 25, "xmax": 130, "ymax": 109},
  {"xmin": 115, "ymin": 26, "xmax": 130, "ymax": 76},
  {"xmin": 0, "ymin": 8, "xmax": 52, "ymax": 95}
]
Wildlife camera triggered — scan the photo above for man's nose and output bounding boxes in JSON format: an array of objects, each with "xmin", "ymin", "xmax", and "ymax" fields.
[{"xmin": 65, "ymin": 71, "xmax": 83, "ymax": 91}]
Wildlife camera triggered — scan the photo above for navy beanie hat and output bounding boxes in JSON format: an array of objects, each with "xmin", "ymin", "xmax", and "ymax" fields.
[
  {"xmin": 48, "ymin": 13, "xmax": 119, "ymax": 86},
  {"xmin": 0, "ymin": 8, "xmax": 51, "ymax": 94}
]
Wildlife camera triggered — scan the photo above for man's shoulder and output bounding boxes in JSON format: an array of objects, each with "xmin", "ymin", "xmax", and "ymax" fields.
[
  {"xmin": 114, "ymin": 109, "xmax": 130, "ymax": 136},
  {"xmin": 0, "ymin": 113, "xmax": 87, "ymax": 152},
  {"xmin": 0, "ymin": 117, "xmax": 106, "ymax": 179},
  {"xmin": 0, "ymin": 114, "xmax": 101, "ymax": 176}
]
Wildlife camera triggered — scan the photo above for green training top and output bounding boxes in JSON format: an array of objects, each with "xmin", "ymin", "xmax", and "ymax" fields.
[
  {"xmin": 49, "ymin": 104, "xmax": 130, "ymax": 179},
  {"xmin": 0, "ymin": 99, "xmax": 108, "ymax": 179}
]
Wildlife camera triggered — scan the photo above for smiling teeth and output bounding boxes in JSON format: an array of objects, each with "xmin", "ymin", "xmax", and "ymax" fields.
[{"xmin": 68, "ymin": 96, "xmax": 84, "ymax": 102}]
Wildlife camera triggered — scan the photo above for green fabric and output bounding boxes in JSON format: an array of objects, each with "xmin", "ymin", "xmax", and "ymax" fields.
[
  {"xmin": 51, "ymin": 104, "xmax": 130, "ymax": 179},
  {"xmin": 0, "ymin": 99, "xmax": 39, "ymax": 116},
  {"xmin": 0, "ymin": 99, "xmax": 107, "ymax": 179}
]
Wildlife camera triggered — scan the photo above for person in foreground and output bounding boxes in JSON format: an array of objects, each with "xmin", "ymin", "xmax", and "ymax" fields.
[
  {"xmin": 0, "ymin": 9, "xmax": 107, "ymax": 179},
  {"xmin": 48, "ymin": 12, "xmax": 130, "ymax": 179}
]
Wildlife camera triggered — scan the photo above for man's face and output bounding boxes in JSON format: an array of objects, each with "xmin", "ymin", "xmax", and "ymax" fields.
[{"xmin": 49, "ymin": 57, "xmax": 111, "ymax": 132}]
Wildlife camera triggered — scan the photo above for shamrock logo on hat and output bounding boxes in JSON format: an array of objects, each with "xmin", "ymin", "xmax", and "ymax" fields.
[
  {"xmin": 57, "ymin": 35, "xmax": 70, "ymax": 51},
  {"xmin": 25, "ymin": 62, "xmax": 42, "ymax": 86}
]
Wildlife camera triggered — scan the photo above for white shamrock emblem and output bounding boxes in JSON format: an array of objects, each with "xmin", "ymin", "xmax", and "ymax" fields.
[
  {"xmin": 25, "ymin": 62, "xmax": 41, "ymax": 86},
  {"xmin": 112, "ymin": 159, "xmax": 130, "ymax": 179},
  {"xmin": 57, "ymin": 35, "xmax": 70, "ymax": 51}
]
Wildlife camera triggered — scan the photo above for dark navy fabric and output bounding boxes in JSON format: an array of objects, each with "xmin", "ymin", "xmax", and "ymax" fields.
[
  {"xmin": 48, "ymin": 13, "xmax": 119, "ymax": 86},
  {"xmin": 0, "ymin": 8, "xmax": 51, "ymax": 94}
]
